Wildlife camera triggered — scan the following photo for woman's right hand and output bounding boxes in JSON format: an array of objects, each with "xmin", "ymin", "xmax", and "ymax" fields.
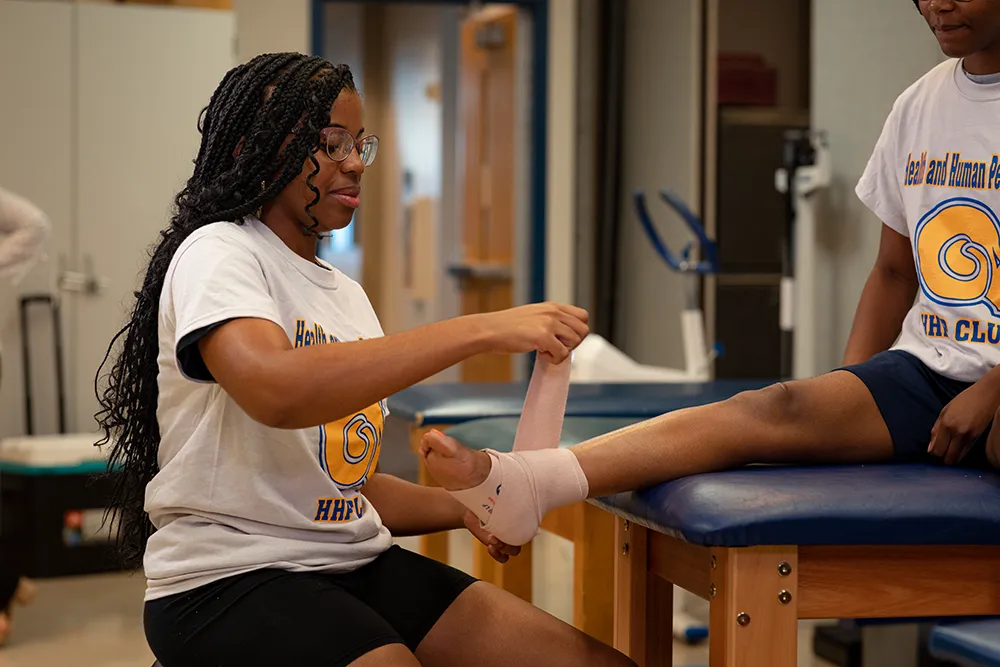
[{"xmin": 475, "ymin": 302, "xmax": 590, "ymax": 363}]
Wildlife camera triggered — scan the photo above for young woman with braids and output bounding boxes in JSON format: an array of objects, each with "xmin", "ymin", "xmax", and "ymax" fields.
[{"xmin": 95, "ymin": 53, "xmax": 623, "ymax": 667}]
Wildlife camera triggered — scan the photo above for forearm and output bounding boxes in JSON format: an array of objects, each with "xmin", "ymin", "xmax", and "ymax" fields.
[
  {"xmin": 361, "ymin": 473, "xmax": 466, "ymax": 536},
  {"xmin": 215, "ymin": 315, "xmax": 492, "ymax": 429},
  {"xmin": 842, "ymin": 267, "xmax": 916, "ymax": 365},
  {"xmin": 977, "ymin": 364, "xmax": 1000, "ymax": 394}
]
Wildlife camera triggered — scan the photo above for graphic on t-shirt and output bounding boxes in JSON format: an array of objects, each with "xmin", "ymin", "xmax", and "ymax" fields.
[
  {"xmin": 914, "ymin": 196, "xmax": 1000, "ymax": 317},
  {"xmin": 293, "ymin": 318, "xmax": 385, "ymax": 490},
  {"xmin": 319, "ymin": 400, "xmax": 386, "ymax": 490}
]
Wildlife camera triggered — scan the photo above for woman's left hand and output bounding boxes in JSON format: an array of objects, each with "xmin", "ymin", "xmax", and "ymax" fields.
[
  {"xmin": 929, "ymin": 379, "xmax": 1000, "ymax": 465},
  {"xmin": 463, "ymin": 510, "xmax": 521, "ymax": 563}
]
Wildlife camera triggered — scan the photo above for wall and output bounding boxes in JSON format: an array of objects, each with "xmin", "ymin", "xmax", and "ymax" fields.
[
  {"xmin": 233, "ymin": 0, "xmax": 310, "ymax": 63},
  {"xmin": 545, "ymin": 0, "xmax": 577, "ymax": 305},
  {"xmin": 0, "ymin": 0, "xmax": 73, "ymax": 438},
  {"xmin": 811, "ymin": 0, "xmax": 943, "ymax": 370},
  {"xmin": 615, "ymin": 0, "xmax": 704, "ymax": 368}
]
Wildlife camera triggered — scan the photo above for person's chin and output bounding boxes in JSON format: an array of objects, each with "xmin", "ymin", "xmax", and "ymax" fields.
[
  {"xmin": 324, "ymin": 211, "xmax": 355, "ymax": 232},
  {"xmin": 940, "ymin": 42, "xmax": 975, "ymax": 58},
  {"xmin": 935, "ymin": 32, "xmax": 977, "ymax": 58}
]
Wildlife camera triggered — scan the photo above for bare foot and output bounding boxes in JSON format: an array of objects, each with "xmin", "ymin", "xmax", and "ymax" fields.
[{"xmin": 419, "ymin": 430, "xmax": 492, "ymax": 491}]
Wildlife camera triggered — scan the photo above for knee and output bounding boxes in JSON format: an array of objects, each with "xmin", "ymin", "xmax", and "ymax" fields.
[{"xmin": 728, "ymin": 381, "xmax": 801, "ymax": 425}]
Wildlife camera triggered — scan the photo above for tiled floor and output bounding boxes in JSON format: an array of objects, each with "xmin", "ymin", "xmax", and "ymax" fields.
[{"xmin": 0, "ymin": 537, "xmax": 837, "ymax": 667}]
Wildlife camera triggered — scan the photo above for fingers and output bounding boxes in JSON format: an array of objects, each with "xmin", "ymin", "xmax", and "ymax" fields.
[
  {"xmin": 490, "ymin": 536, "xmax": 521, "ymax": 557},
  {"xmin": 927, "ymin": 421, "xmax": 945, "ymax": 457},
  {"xmin": 487, "ymin": 544, "xmax": 509, "ymax": 563},
  {"xmin": 556, "ymin": 303, "xmax": 589, "ymax": 324},
  {"xmin": 556, "ymin": 310, "xmax": 590, "ymax": 341},
  {"xmin": 539, "ymin": 335, "xmax": 570, "ymax": 364},
  {"xmin": 486, "ymin": 536, "xmax": 520, "ymax": 563},
  {"xmin": 944, "ymin": 437, "xmax": 973, "ymax": 466},
  {"xmin": 553, "ymin": 322, "xmax": 584, "ymax": 351}
]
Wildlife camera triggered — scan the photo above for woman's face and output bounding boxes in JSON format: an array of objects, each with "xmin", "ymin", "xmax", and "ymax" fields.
[{"xmin": 272, "ymin": 89, "xmax": 368, "ymax": 233}]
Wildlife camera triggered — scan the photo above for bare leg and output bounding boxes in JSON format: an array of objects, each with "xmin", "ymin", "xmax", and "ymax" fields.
[
  {"xmin": 575, "ymin": 370, "xmax": 893, "ymax": 496},
  {"xmin": 347, "ymin": 644, "xmax": 421, "ymax": 667},
  {"xmin": 423, "ymin": 371, "xmax": 892, "ymax": 499},
  {"xmin": 416, "ymin": 581, "xmax": 634, "ymax": 667}
]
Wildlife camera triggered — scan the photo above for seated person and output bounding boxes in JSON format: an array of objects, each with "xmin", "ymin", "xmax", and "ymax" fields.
[
  {"xmin": 420, "ymin": 0, "xmax": 1000, "ymax": 547},
  {"xmin": 98, "ymin": 53, "xmax": 627, "ymax": 667}
]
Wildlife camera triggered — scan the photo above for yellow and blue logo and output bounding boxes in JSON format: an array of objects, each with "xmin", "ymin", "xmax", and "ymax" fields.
[
  {"xmin": 319, "ymin": 399, "xmax": 386, "ymax": 490},
  {"xmin": 915, "ymin": 197, "xmax": 1000, "ymax": 317}
]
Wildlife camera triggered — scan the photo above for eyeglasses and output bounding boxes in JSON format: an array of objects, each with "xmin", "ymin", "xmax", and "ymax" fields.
[{"xmin": 320, "ymin": 127, "xmax": 379, "ymax": 167}]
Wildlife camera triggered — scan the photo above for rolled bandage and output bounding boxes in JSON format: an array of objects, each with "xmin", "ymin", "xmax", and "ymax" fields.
[{"xmin": 513, "ymin": 356, "xmax": 572, "ymax": 452}]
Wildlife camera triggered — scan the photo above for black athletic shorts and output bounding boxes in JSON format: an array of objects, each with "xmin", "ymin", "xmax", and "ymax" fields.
[
  {"xmin": 144, "ymin": 545, "xmax": 477, "ymax": 667},
  {"xmin": 839, "ymin": 349, "xmax": 993, "ymax": 467}
]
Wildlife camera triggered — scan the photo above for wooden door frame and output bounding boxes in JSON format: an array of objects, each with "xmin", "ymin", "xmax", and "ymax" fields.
[{"xmin": 312, "ymin": 0, "xmax": 549, "ymax": 307}]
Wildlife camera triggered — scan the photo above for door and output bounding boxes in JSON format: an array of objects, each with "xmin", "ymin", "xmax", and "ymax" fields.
[
  {"xmin": 71, "ymin": 3, "xmax": 234, "ymax": 432},
  {"xmin": 453, "ymin": 6, "xmax": 519, "ymax": 383},
  {"xmin": 0, "ymin": 0, "xmax": 73, "ymax": 438}
]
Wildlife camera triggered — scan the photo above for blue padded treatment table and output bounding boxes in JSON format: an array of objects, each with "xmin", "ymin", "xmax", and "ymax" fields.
[
  {"xmin": 388, "ymin": 379, "xmax": 771, "ymax": 426},
  {"xmin": 592, "ymin": 464, "xmax": 1000, "ymax": 547},
  {"xmin": 929, "ymin": 620, "xmax": 1000, "ymax": 666},
  {"xmin": 589, "ymin": 463, "xmax": 1000, "ymax": 665}
]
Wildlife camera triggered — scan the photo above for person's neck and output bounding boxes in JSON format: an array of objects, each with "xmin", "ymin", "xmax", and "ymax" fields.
[
  {"xmin": 259, "ymin": 206, "xmax": 319, "ymax": 263},
  {"xmin": 963, "ymin": 46, "xmax": 1000, "ymax": 76}
]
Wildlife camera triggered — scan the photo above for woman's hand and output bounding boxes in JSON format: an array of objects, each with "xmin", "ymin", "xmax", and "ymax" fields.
[
  {"xmin": 929, "ymin": 379, "xmax": 1000, "ymax": 465},
  {"xmin": 476, "ymin": 302, "xmax": 590, "ymax": 363},
  {"xmin": 463, "ymin": 510, "xmax": 521, "ymax": 563}
]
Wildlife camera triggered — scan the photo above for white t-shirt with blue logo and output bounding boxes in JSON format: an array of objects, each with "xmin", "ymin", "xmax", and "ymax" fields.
[
  {"xmin": 857, "ymin": 59, "xmax": 1000, "ymax": 383},
  {"xmin": 143, "ymin": 216, "xmax": 392, "ymax": 601}
]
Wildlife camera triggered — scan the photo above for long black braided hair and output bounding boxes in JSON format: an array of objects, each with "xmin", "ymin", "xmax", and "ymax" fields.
[{"xmin": 95, "ymin": 53, "xmax": 356, "ymax": 566}]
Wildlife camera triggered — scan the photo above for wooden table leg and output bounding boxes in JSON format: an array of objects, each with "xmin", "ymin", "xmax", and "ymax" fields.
[
  {"xmin": 709, "ymin": 546, "xmax": 798, "ymax": 667},
  {"xmin": 474, "ymin": 538, "xmax": 533, "ymax": 602},
  {"xmin": 614, "ymin": 519, "xmax": 673, "ymax": 667},
  {"xmin": 574, "ymin": 501, "xmax": 616, "ymax": 645}
]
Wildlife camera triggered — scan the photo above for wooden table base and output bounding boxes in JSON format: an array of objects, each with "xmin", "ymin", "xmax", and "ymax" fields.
[{"xmin": 612, "ymin": 517, "xmax": 1000, "ymax": 667}]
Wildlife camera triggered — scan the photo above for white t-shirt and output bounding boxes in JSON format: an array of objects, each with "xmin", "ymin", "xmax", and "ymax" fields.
[
  {"xmin": 143, "ymin": 216, "xmax": 392, "ymax": 601},
  {"xmin": 857, "ymin": 59, "xmax": 1000, "ymax": 382}
]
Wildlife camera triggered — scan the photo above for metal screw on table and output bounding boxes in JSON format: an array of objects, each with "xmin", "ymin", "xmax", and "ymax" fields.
[
  {"xmin": 736, "ymin": 612, "xmax": 751, "ymax": 627},
  {"xmin": 624, "ymin": 520, "xmax": 630, "ymax": 532},
  {"xmin": 710, "ymin": 583, "xmax": 717, "ymax": 598},
  {"xmin": 711, "ymin": 556, "xmax": 717, "ymax": 570},
  {"xmin": 622, "ymin": 542, "xmax": 629, "ymax": 556},
  {"xmin": 778, "ymin": 561, "xmax": 792, "ymax": 576},
  {"xmin": 778, "ymin": 590, "xmax": 792, "ymax": 604}
]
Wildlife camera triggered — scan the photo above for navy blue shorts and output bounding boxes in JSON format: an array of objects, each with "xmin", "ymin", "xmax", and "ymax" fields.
[{"xmin": 839, "ymin": 350, "xmax": 993, "ymax": 467}]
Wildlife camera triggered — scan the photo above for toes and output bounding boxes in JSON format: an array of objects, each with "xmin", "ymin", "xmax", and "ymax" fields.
[{"xmin": 421, "ymin": 429, "xmax": 462, "ymax": 458}]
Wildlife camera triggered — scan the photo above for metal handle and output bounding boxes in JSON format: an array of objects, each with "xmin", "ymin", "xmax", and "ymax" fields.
[
  {"xmin": 633, "ymin": 189, "xmax": 719, "ymax": 274},
  {"xmin": 57, "ymin": 254, "xmax": 106, "ymax": 295}
]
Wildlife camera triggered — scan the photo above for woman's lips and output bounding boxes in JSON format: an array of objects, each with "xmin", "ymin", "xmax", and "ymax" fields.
[{"xmin": 331, "ymin": 188, "xmax": 361, "ymax": 209}]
